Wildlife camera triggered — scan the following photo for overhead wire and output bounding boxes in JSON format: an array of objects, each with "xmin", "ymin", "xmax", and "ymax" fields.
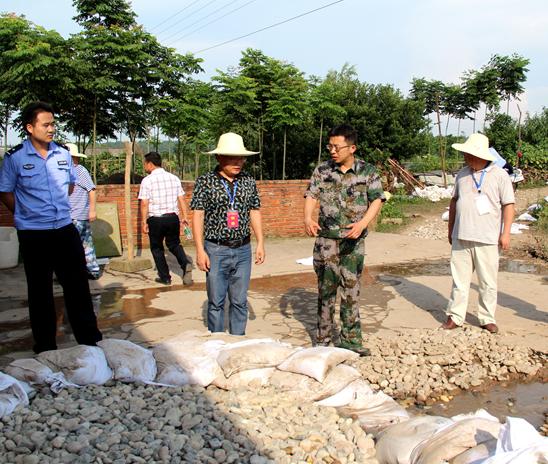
[
  {"xmin": 149, "ymin": 0, "xmax": 203, "ymax": 32},
  {"xmin": 167, "ymin": 0, "xmax": 258, "ymax": 45},
  {"xmin": 162, "ymin": 0, "xmax": 242, "ymax": 44},
  {"xmin": 155, "ymin": 0, "xmax": 220, "ymax": 38},
  {"xmin": 192, "ymin": 0, "xmax": 344, "ymax": 54}
]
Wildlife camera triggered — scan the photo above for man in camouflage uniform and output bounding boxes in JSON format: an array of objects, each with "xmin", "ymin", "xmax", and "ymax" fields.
[{"xmin": 304, "ymin": 124, "xmax": 384, "ymax": 356}]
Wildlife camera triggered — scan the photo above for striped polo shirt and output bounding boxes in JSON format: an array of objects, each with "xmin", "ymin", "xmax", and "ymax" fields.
[{"xmin": 70, "ymin": 164, "xmax": 95, "ymax": 221}]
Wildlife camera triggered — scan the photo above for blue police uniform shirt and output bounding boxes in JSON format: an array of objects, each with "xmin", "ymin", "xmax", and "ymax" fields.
[{"xmin": 0, "ymin": 139, "xmax": 76, "ymax": 230}]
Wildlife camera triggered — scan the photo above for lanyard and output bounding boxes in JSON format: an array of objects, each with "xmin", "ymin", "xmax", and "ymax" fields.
[
  {"xmin": 471, "ymin": 169, "xmax": 486, "ymax": 193},
  {"xmin": 220, "ymin": 179, "xmax": 238, "ymax": 208}
]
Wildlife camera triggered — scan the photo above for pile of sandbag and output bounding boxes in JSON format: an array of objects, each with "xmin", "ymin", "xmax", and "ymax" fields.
[
  {"xmin": 375, "ymin": 409, "xmax": 548, "ymax": 464},
  {"xmin": 412, "ymin": 185, "xmax": 453, "ymax": 202}
]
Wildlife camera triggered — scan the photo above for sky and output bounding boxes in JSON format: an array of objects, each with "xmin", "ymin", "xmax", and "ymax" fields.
[{"xmin": 2, "ymin": 0, "xmax": 548, "ymax": 142}]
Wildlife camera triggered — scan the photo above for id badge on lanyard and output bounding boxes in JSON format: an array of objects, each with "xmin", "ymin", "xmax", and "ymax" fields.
[
  {"xmin": 472, "ymin": 169, "xmax": 492, "ymax": 216},
  {"xmin": 221, "ymin": 179, "xmax": 240, "ymax": 229}
]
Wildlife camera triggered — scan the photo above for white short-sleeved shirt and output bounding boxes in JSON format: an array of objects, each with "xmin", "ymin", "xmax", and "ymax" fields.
[
  {"xmin": 138, "ymin": 168, "xmax": 184, "ymax": 217},
  {"xmin": 452, "ymin": 164, "xmax": 515, "ymax": 245}
]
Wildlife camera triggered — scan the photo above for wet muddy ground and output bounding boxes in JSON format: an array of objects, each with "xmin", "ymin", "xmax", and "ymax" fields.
[{"xmin": 0, "ymin": 259, "xmax": 546, "ymax": 426}]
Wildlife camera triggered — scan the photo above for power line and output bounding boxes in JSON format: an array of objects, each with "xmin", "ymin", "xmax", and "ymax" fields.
[
  {"xmin": 156, "ymin": 0, "xmax": 220, "ymax": 38},
  {"xmin": 149, "ymin": 0, "xmax": 203, "ymax": 32},
  {"xmin": 168, "ymin": 0, "xmax": 258, "ymax": 45},
  {"xmin": 193, "ymin": 0, "xmax": 344, "ymax": 54},
  {"xmin": 163, "ymin": 0, "xmax": 242, "ymax": 43}
]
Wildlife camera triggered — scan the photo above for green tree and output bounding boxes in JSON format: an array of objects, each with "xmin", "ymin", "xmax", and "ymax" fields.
[
  {"xmin": 488, "ymin": 54, "xmax": 529, "ymax": 114},
  {"xmin": 485, "ymin": 113, "xmax": 518, "ymax": 159}
]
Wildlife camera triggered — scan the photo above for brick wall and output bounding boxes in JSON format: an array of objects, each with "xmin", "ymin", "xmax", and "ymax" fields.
[{"xmin": 0, "ymin": 180, "xmax": 314, "ymax": 248}]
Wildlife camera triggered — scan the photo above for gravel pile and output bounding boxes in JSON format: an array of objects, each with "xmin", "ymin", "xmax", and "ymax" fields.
[
  {"xmin": 0, "ymin": 383, "xmax": 377, "ymax": 464},
  {"xmin": 408, "ymin": 218, "xmax": 447, "ymax": 241},
  {"xmin": 352, "ymin": 327, "xmax": 545, "ymax": 403}
]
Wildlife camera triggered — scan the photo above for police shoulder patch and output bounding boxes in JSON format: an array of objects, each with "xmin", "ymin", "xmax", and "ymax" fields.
[{"xmin": 5, "ymin": 144, "xmax": 23, "ymax": 157}]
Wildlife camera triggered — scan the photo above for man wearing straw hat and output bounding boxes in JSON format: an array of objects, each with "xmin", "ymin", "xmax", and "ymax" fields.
[
  {"xmin": 191, "ymin": 132, "xmax": 265, "ymax": 335},
  {"xmin": 442, "ymin": 133, "xmax": 515, "ymax": 334},
  {"xmin": 67, "ymin": 143, "xmax": 101, "ymax": 280}
]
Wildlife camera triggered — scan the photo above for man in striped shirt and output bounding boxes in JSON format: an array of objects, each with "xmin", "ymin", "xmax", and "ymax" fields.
[
  {"xmin": 68, "ymin": 143, "xmax": 101, "ymax": 280},
  {"xmin": 139, "ymin": 152, "xmax": 193, "ymax": 285}
]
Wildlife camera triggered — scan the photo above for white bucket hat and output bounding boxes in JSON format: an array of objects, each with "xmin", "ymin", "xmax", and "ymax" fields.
[
  {"xmin": 66, "ymin": 143, "xmax": 87, "ymax": 158},
  {"xmin": 451, "ymin": 133, "xmax": 495, "ymax": 161},
  {"xmin": 206, "ymin": 132, "xmax": 259, "ymax": 156}
]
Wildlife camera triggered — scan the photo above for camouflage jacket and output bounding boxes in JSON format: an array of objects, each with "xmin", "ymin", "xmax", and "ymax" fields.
[{"xmin": 305, "ymin": 158, "xmax": 385, "ymax": 239}]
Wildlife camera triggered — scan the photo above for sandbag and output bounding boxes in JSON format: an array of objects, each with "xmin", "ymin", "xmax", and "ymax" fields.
[
  {"xmin": 450, "ymin": 439, "xmax": 497, "ymax": 464},
  {"xmin": 316, "ymin": 379, "xmax": 373, "ymax": 407},
  {"xmin": 0, "ymin": 372, "xmax": 29, "ymax": 418},
  {"xmin": 153, "ymin": 334, "xmax": 226, "ymax": 386},
  {"xmin": 217, "ymin": 339, "xmax": 296, "ymax": 377},
  {"xmin": 409, "ymin": 418, "xmax": 501, "ymax": 464},
  {"xmin": 98, "ymin": 339, "xmax": 157, "ymax": 383},
  {"xmin": 38, "ymin": 345, "xmax": 112, "ymax": 386},
  {"xmin": 212, "ymin": 367, "xmax": 275, "ymax": 390},
  {"xmin": 269, "ymin": 364, "xmax": 361, "ymax": 402},
  {"xmin": 4, "ymin": 358, "xmax": 76, "ymax": 393},
  {"xmin": 277, "ymin": 346, "xmax": 359, "ymax": 382},
  {"xmin": 376, "ymin": 415, "xmax": 453, "ymax": 464},
  {"xmin": 337, "ymin": 389, "xmax": 410, "ymax": 434}
]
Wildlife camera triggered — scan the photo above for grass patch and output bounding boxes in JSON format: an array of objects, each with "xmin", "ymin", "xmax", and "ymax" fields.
[{"xmin": 375, "ymin": 194, "xmax": 449, "ymax": 233}]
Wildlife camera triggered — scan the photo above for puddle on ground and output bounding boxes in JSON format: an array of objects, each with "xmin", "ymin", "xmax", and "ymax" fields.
[
  {"xmin": 410, "ymin": 380, "xmax": 548, "ymax": 429},
  {"xmin": 0, "ymin": 260, "xmax": 545, "ymax": 425}
]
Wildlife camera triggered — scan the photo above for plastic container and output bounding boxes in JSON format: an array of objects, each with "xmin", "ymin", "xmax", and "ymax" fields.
[{"xmin": 0, "ymin": 226, "xmax": 19, "ymax": 269}]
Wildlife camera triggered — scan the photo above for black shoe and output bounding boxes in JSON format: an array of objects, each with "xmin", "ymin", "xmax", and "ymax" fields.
[{"xmin": 155, "ymin": 277, "xmax": 171, "ymax": 285}]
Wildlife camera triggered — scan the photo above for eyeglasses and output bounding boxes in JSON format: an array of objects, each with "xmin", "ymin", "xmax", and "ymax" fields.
[{"xmin": 326, "ymin": 144, "xmax": 351, "ymax": 152}]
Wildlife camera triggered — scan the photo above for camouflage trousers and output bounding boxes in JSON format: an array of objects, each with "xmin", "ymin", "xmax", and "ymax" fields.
[{"xmin": 313, "ymin": 236, "xmax": 365, "ymax": 349}]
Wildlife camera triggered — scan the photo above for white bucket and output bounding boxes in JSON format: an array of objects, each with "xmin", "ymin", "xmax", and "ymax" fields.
[{"xmin": 0, "ymin": 226, "xmax": 19, "ymax": 269}]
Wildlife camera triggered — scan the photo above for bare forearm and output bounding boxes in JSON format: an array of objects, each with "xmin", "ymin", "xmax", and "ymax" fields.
[
  {"xmin": 250, "ymin": 209, "xmax": 264, "ymax": 245},
  {"xmin": 192, "ymin": 210, "xmax": 206, "ymax": 252},
  {"xmin": 178, "ymin": 196, "xmax": 189, "ymax": 221},
  {"xmin": 89, "ymin": 189, "xmax": 96, "ymax": 212},
  {"xmin": 0, "ymin": 192, "xmax": 15, "ymax": 213},
  {"xmin": 448, "ymin": 198, "xmax": 457, "ymax": 235},
  {"xmin": 501, "ymin": 203, "xmax": 515, "ymax": 236},
  {"xmin": 358, "ymin": 198, "xmax": 383, "ymax": 228}
]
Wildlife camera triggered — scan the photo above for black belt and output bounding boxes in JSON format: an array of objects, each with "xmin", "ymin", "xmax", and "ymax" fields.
[
  {"xmin": 161, "ymin": 213, "xmax": 178, "ymax": 217},
  {"xmin": 206, "ymin": 236, "xmax": 250, "ymax": 248}
]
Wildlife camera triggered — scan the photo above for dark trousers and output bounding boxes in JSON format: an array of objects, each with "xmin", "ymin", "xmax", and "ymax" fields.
[
  {"xmin": 147, "ymin": 215, "xmax": 189, "ymax": 281},
  {"xmin": 17, "ymin": 224, "xmax": 103, "ymax": 353}
]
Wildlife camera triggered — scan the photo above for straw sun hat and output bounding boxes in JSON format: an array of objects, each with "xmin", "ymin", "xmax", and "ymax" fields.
[
  {"xmin": 451, "ymin": 133, "xmax": 495, "ymax": 161},
  {"xmin": 65, "ymin": 143, "xmax": 87, "ymax": 158},
  {"xmin": 206, "ymin": 132, "xmax": 259, "ymax": 156}
]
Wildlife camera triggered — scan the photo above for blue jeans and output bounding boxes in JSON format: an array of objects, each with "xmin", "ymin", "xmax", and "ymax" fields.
[{"xmin": 205, "ymin": 241, "xmax": 252, "ymax": 335}]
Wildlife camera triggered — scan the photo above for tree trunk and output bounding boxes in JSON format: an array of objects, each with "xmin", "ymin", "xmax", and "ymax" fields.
[
  {"xmin": 259, "ymin": 116, "xmax": 263, "ymax": 180},
  {"xmin": 272, "ymin": 133, "xmax": 276, "ymax": 179},
  {"xmin": 92, "ymin": 98, "xmax": 97, "ymax": 184},
  {"xmin": 317, "ymin": 117, "xmax": 323, "ymax": 165},
  {"xmin": 457, "ymin": 118, "xmax": 462, "ymax": 137},
  {"xmin": 194, "ymin": 145, "xmax": 200, "ymax": 179},
  {"xmin": 435, "ymin": 94, "xmax": 448, "ymax": 188},
  {"xmin": 282, "ymin": 127, "xmax": 287, "ymax": 180},
  {"xmin": 506, "ymin": 98, "xmax": 510, "ymax": 116},
  {"xmin": 3, "ymin": 106, "xmax": 9, "ymax": 153},
  {"xmin": 123, "ymin": 141, "xmax": 135, "ymax": 261}
]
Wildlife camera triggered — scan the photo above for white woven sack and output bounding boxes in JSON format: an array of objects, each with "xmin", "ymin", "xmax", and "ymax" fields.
[
  {"xmin": 37, "ymin": 345, "xmax": 112, "ymax": 386},
  {"xmin": 0, "ymin": 372, "xmax": 29, "ymax": 418},
  {"xmin": 277, "ymin": 346, "xmax": 359, "ymax": 382},
  {"xmin": 4, "ymin": 358, "xmax": 76, "ymax": 393},
  {"xmin": 98, "ymin": 339, "xmax": 157, "ymax": 383},
  {"xmin": 153, "ymin": 336, "xmax": 226, "ymax": 387},
  {"xmin": 212, "ymin": 367, "xmax": 275, "ymax": 390},
  {"xmin": 375, "ymin": 415, "xmax": 453, "ymax": 464},
  {"xmin": 217, "ymin": 339, "xmax": 296, "ymax": 377}
]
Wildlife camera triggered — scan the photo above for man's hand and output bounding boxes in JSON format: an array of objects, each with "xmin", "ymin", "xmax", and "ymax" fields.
[
  {"xmin": 344, "ymin": 222, "xmax": 366, "ymax": 239},
  {"xmin": 89, "ymin": 211, "xmax": 97, "ymax": 222},
  {"xmin": 255, "ymin": 243, "xmax": 265, "ymax": 265},
  {"xmin": 499, "ymin": 233, "xmax": 511, "ymax": 251},
  {"xmin": 304, "ymin": 218, "xmax": 321, "ymax": 237},
  {"xmin": 142, "ymin": 221, "xmax": 149, "ymax": 234},
  {"xmin": 196, "ymin": 250, "xmax": 210, "ymax": 272}
]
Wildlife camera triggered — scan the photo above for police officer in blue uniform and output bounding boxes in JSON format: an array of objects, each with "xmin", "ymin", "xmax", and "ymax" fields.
[{"xmin": 0, "ymin": 101, "xmax": 102, "ymax": 353}]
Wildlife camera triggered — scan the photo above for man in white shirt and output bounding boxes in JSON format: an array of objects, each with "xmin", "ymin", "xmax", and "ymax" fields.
[
  {"xmin": 138, "ymin": 152, "xmax": 192, "ymax": 285},
  {"xmin": 443, "ymin": 133, "xmax": 515, "ymax": 334}
]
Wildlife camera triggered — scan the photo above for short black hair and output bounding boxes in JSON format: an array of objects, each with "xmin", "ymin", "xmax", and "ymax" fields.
[
  {"xmin": 144, "ymin": 152, "xmax": 162, "ymax": 167},
  {"xmin": 21, "ymin": 101, "xmax": 55, "ymax": 135},
  {"xmin": 328, "ymin": 124, "xmax": 357, "ymax": 145}
]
